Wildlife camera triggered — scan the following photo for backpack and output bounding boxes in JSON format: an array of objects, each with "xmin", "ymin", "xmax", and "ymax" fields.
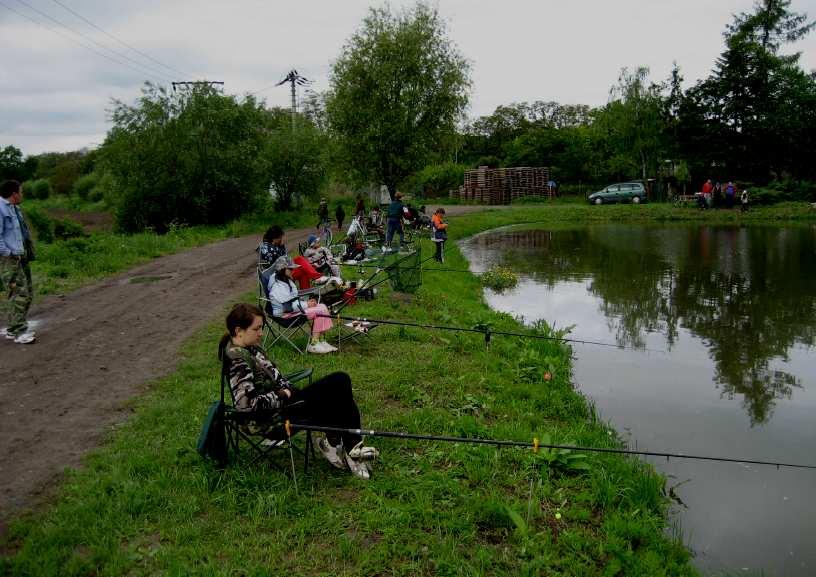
[{"xmin": 196, "ymin": 400, "xmax": 227, "ymax": 466}]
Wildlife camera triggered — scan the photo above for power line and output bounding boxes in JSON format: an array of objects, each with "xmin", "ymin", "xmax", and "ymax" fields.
[
  {"xmin": 289, "ymin": 423, "xmax": 816, "ymax": 471},
  {"xmin": 49, "ymin": 0, "xmax": 193, "ymax": 80},
  {"xmin": 8, "ymin": 0, "xmax": 173, "ymax": 84}
]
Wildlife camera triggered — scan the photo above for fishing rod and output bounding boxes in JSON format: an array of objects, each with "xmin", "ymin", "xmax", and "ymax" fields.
[
  {"xmin": 319, "ymin": 312, "xmax": 663, "ymax": 353},
  {"xmin": 287, "ymin": 423, "xmax": 816, "ymax": 471}
]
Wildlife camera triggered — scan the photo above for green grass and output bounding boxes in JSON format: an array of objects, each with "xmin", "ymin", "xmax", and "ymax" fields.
[
  {"xmin": 1, "ymin": 207, "xmax": 705, "ymax": 576},
  {"xmin": 25, "ymin": 208, "xmax": 315, "ymax": 298}
]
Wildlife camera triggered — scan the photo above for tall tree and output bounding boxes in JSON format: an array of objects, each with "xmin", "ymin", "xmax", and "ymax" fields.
[
  {"xmin": 680, "ymin": 0, "xmax": 816, "ymax": 182},
  {"xmin": 594, "ymin": 67, "xmax": 668, "ymax": 182},
  {"xmin": 326, "ymin": 2, "xmax": 470, "ymax": 199}
]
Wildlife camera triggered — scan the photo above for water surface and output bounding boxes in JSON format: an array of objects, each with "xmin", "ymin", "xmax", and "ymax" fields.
[{"xmin": 460, "ymin": 224, "xmax": 816, "ymax": 576}]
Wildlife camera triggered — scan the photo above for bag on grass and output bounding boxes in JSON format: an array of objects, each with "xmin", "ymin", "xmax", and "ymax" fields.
[{"xmin": 196, "ymin": 400, "xmax": 227, "ymax": 466}]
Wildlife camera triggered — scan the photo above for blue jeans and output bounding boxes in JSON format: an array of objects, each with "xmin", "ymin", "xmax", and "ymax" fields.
[{"xmin": 386, "ymin": 218, "xmax": 403, "ymax": 247}]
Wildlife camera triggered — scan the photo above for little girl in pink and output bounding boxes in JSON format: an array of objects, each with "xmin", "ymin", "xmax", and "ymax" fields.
[{"xmin": 304, "ymin": 297, "xmax": 336, "ymax": 353}]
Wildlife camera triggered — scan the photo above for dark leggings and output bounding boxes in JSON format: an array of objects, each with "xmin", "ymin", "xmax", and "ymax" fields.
[
  {"xmin": 284, "ymin": 371, "xmax": 362, "ymax": 450},
  {"xmin": 434, "ymin": 240, "xmax": 445, "ymax": 262}
]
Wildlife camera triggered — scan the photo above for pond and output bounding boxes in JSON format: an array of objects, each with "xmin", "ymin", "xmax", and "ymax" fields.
[{"xmin": 460, "ymin": 224, "xmax": 816, "ymax": 576}]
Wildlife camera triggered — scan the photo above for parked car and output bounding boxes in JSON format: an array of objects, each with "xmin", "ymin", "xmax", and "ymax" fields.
[{"xmin": 588, "ymin": 182, "xmax": 647, "ymax": 205}]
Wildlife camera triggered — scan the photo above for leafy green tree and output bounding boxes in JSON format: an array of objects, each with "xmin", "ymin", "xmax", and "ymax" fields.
[
  {"xmin": 101, "ymin": 83, "xmax": 270, "ymax": 232},
  {"xmin": 326, "ymin": 2, "xmax": 470, "ymax": 198},
  {"xmin": 0, "ymin": 145, "xmax": 37, "ymax": 182},
  {"xmin": 593, "ymin": 67, "xmax": 668, "ymax": 182},
  {"xmin": 679, "ymin": 0, "xmax": 816, "ymax": 183},
  {"xmin": 263, "ymin": 110, "xmax": 326, "ymax": 210}
]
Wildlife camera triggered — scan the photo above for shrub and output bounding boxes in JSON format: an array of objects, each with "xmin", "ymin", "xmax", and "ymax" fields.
[
  {"xmin": 53, "ymin": 218, "xmax": 86, "ymax": 240},
  {"xmin": 88, "ymin": 172, "xmax": 116, "ymax": 203},
  {"xmin": 405, "ymin": 162, "xmax": 467, "ymax": 199},
  {"xmin": 72, "ymin": 173, "xmax": 99, "ymax": 200},
  {"xmin": 31, "ymin": 178, "xmax": 51, "ymax": 200},
  {"xmin": 23, "ymin": 206, "xmax": 55, "ymax": 243}
]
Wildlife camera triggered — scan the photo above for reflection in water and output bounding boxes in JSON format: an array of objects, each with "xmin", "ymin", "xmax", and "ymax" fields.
[{"xmin": 468, "ymin": 226, "xmax": 814, "ymax": 425}]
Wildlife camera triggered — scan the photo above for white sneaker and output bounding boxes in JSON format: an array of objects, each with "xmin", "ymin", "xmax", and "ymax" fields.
[
  {"xmin": 307, "ymin": 342, "xmax": 330, "ymax": 354},
  {"xmin": 0, "ymin": 328, "xmax": 15, "ymax": 340},
  {"xmin": 13, "ymin": 331, "xmax": 36, "ymax": 344},
  {"xmin": 320, "ymin": 341, "xmax": 338, "ymax": 352},
  {"xmin": 317, "ymin": 437, "xmax": 346, "ymax": 470},
  {"xmin": 348, "ymin": 441, "xmax": 379, "ymax": 461},
  {"xmin": 343, "ymin": 450, "xmax": 370, "ymax": 480}
]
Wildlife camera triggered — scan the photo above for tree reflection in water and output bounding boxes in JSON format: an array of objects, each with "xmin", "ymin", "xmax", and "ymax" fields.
[{"xmin": 474, "ymin": 225, "xmax": 815, "ymax": 425}]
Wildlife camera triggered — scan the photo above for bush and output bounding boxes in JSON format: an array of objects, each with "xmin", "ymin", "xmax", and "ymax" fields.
[
  {"xmin": 101, "ymin": 84, "xmax": 271, "ymax": 233},
  {"xmin": 23, "ymin": 206, "xmax": 55, "ymax": 243},
  {"xmin": 750, "ymin": 180, "xmax": 816, "ymax": 205},
  {"xmin": 88, "ymin": 172, "xmax": 116, "ymax": 203},
  {"xmin": 405, "ymin": 162, "xmax": 467, "ymax": 199},
  {"xmin": 24, "ymin": 178, "xmax": 52, "ymax": 200},
  {"xmin": 53, "ymin": 218, "xmax": 86, "ymax": 240},
  {"xmin": 72, "ymin": 173, "xmax": 98, "ymax": 200}
]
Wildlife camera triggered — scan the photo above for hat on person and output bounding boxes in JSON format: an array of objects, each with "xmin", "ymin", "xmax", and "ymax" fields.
[
  {"xmin": 307, "ymin": 234, "xmax": 320, "ymax": 247},
  {"xmin": 273, "ymin": 255, "xmax": 300, "ymax": 272},
  {"xmin": 394, "ymin": 192, "xmax": 403, "ymax": 199}
]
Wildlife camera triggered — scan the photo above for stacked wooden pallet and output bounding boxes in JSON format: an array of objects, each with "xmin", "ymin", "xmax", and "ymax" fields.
[{"xmin": 451, "ymin": 166, "xmax": 552, "ymax": 204}]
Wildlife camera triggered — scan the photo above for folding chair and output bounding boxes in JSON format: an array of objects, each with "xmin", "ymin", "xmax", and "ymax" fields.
[
  {"xmin": 219, "ymin": 355, "xmax": 315, "ymax": 474},
  {"xmin": 257, "ymin": 266, "xmax": 314, "ymax": 354}
]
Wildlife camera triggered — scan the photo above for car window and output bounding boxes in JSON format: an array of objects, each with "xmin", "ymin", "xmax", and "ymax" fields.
[
  {"xmin": 606, "ymin": 185, "xmax": 618, "ymax": 192},
  {"xmin": 621, "ymin": 184, "xmax": 632, "ymax": 191}
]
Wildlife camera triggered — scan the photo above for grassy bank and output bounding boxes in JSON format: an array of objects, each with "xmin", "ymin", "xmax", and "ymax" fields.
[
  {"xmin": 24, "ymin": 208, "xmax": 314, "ymax": 298},
  {"xmin": 2, "ymin": 207, "xmax": 702, "ymax": 576}
]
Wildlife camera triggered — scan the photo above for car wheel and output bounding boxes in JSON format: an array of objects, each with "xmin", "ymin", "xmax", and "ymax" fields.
[
  {"xmin": 594, "ymin": 197, "xmax": 603, "ymax": 205},
  {"xmin": 632, "ymin": 196, "xmax": 641, "ymax": 204}
]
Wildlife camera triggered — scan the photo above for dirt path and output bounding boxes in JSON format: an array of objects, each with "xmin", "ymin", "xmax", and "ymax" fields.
[{"xmin": 0, "ymin": 204, "xmax": 499, "ymax": 534}]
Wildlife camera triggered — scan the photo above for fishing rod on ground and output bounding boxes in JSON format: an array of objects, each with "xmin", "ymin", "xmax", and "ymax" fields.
[
  {"xmin": 317, "ymin": 312, "xmax": 663, "ymax": 353},
  {"xmin": 286, "ymin": 423, "xmax": 816, "ymax": 471}
]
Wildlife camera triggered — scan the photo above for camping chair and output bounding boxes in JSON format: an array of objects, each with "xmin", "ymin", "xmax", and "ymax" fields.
[
  {"xmin": 257, "ymin": 266, "xmax": 315, "ymax": 354},
  {"xmin": 220, "ymin": 354, "xmax": 315, "ymax": 473}
]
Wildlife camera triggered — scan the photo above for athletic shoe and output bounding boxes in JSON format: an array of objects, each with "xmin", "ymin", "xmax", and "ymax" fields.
[
  {"xmin": 348, "ymin": 441, "xmax": 379, "ymax": 461},
  {"xmin": 13, "ymin": 331, "xmax": 36, "ymax": 344},
  {"xmin": 1, "ymin": 328, "xmax": 15, "ymax": 340},
  {"xmin": 317, "ymin": 437, "xmax": 346, "ymax": 470},
  {"xmin": 343, "ymin": 450, "xmax": 370, "ymax": 480},
  {"xmin": 320, "ymin": 341, "xmax": 338, "ymax": 352},
  {"xmin": 307, "ymin": 342, "xmax": 330, "ymax": 354}
]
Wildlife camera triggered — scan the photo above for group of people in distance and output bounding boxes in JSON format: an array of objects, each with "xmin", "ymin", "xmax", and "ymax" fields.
[{"xmin": 698, "ymin": 179, "xmax": 749, "ymax": 211}]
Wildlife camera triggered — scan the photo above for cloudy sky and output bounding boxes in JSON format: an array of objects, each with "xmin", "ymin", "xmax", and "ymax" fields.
[{"xmin": 2, "ymin": 0, "xmax": 816, "ymax": 155}]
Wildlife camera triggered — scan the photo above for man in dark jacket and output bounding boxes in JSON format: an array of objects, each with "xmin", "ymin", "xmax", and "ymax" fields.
[{"xmin": 385, "ymin": 192, "xmax": 405, "ymax": 249}]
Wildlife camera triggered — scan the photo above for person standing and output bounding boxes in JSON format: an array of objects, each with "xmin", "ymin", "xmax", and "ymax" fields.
[
  {"xmin": 741, "ymin": 189, "xmax": 749, "ymax": 212},
  {"xmin": 431, "ymin": 207, "xmax": 448, "ymax": 263},
  {"xmin": 725, "ymin": 181, "xmax": 736, "ymax": 209},
  {"xmin": 0, "ymin": 180, "xmax": 36, "ymax": 344},
  {"xmin": 354, "ymin": 195, "xmax": 366, "ymax": 218},
  {"xmin": 335, "ymin": 203, "xmax": 346, "ymax": 232},
  {"xmin": 385, "ymin": 192, "xmax": 405, "ymax": 250}
]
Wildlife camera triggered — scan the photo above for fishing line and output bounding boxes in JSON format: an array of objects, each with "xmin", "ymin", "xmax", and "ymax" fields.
[
  {"xmin": 318, "ymin": 312, "xmax": 663, "ymax": 353},
  {"xmin": 288, "ymin": 423, "xmax": 816, "ymax": 471}
]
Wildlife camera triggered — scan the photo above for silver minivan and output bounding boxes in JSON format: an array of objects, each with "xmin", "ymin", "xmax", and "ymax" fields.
[{"xmin": 588, "ymin": 182, "xmax": 647, "ymax": 205}]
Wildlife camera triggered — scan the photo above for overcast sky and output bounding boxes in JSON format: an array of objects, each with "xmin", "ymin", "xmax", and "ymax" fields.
[{"xmin": 2, "ymin": 0, "xmax": 815, "ymax": 155}]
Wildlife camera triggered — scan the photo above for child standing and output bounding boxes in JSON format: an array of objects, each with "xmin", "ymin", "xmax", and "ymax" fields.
[{"xmin": 431, "ymin": 207, "xmax": 448, "ymax": 263}]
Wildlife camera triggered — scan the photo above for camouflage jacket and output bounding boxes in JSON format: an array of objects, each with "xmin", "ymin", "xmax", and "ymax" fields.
[{"xmin": 224, "ymin": 344, "xmax": 293, "ymax": 412}]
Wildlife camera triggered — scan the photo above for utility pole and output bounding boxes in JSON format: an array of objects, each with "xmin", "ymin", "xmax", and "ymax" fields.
[{"xmin": 276, "ymin": 70, "xmax": 309, "ymax": 129}]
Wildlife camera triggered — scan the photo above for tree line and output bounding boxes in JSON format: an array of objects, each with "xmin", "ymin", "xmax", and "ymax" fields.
[{"xmin": 2, "ymin": 0, "xmax": 813, "ymax": 233}]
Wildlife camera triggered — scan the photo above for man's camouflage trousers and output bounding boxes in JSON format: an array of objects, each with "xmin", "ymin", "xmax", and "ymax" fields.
[{"xmin": 0, "ymin": 256, "xmax": 33, "ymax": 335}]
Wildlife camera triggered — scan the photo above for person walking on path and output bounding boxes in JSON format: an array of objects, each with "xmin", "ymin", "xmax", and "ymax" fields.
[
  {"xmin": 431, "ymin": 207, "xmax": 448, "ymax": 263},
  {"xmin": 0, "ymin": 180, "xmax": 36, "ymax": 344},
  {"xmin": 385, "ymin": 192, "xmax": 405, "ymax": 250},
  {"xmin": 335, "ymin": 203, "xmax": 346, "ymax": 232}
]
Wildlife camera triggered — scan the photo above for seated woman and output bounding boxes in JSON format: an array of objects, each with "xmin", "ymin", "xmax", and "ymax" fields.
[
  {"xmin": 267, "ymin": 256, "xmax": 336, "ymax": 354},
  {"xmin": 218, "ymin": 303, "xmax": 377, "ymax": 479},
  {"xmin": 303, "ymin": 234, "xmax": 343, "ymax": 282},
  {"xmin": 258, "ymin": 225, "xmax": 287, "ymax": 269}
]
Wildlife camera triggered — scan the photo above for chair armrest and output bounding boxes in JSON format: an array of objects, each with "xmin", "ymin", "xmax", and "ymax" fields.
[{"xmin": 285, "ymin": 368, "xmax": 313, "ymax": 384}]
